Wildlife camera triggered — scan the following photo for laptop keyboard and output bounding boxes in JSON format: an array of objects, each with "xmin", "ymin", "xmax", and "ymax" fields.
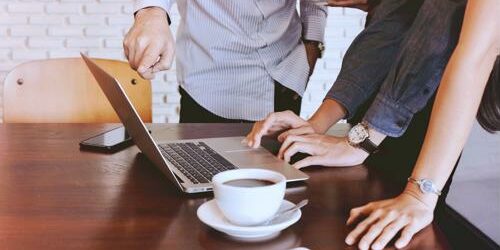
[{"xmin": 159, "ymin": 142, "xmax": 237, "ymax": 184}]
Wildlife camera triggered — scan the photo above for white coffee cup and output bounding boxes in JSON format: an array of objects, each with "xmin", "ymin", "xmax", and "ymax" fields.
[{"xmin": 212, "ymin": 168, "xmax": 286, "ymax": 226}]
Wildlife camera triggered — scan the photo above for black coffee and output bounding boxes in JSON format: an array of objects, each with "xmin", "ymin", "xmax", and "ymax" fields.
[{"xmin": 223, "ymin": 179, "xmax": 275, "ymax": 187}]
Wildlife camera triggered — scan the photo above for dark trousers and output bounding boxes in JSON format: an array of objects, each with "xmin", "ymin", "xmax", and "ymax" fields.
[{"xmin": 179, "ymin": 82, "xmax": 301, "ymax": 123}]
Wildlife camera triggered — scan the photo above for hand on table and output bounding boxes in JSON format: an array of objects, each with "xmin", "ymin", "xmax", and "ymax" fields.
[
  {"xmin": 245, "ymin": 111, "xmax": 317, "ymax": 149},
  {"xmin": 345, "ymin": 192, "xmax": 435, "ymax": 250},
  {"xmin": 277, "ymin": 134, "xmax": 369, "ymax": 169},
  {"xmin": 123, "ymin": 7, "xmax": 175, "ymax": 80}
]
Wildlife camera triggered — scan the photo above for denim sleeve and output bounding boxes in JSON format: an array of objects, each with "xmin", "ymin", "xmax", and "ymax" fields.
[
  {"xmin": 325, "ymin": 0, "xmax": 424, "ymax": 119},
  {"xmin": 363, "ymin": 0, "xmax": 466, "ymax": 137}
]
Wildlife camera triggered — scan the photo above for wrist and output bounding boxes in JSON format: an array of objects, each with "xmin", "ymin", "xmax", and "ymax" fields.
[
  {"xmin": 308, "ymin": 99, "xmax": 347, "ymax": 134},
  {"xmin": 303, "ymin": 40, "xmax": 324, "ymax": 59},
  {"xmin": 307, "ymin": 117, "xmax": 328, "ymax": 134},
  {"xmin": 403, "ymin": 182, "xmax": 438, "ymax": 209},
  {"xmin": 135, "ymin": 6, "xmax": 167, "ymax": 19}
]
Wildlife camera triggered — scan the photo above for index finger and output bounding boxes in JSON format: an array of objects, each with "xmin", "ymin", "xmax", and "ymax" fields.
[{"xmin": 250, "ymin": 117, "xmax": 276, "ymax": 148}]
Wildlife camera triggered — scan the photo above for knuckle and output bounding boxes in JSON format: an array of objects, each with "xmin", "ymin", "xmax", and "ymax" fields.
[
  {"xmin": 307, "ymin": 126, "xmax": 315, "ymax": 133},
  {"xmin": 368, "ymin": 225, "xmax": 382, "ymax": 234},
  {"xmin": 136, "ymin": 37, "xmax": 149, "ymax": 47},
  {"xmin": 384, "ymin": 225, "xmax": 397, "ymax": 232},
  {"xmin": 399, "ymin": 214, "xmax": 410, "ymax": 222},
  {"xmin": 373, "ymin": 208, "xmax": 384, "ymax": 216},
  {"xmin": 387, "ymin": 209, "xmax": 399, "ymax": 217},
  {"xmin": 377, "ymin": 236, "xmax": 389, "ymax": 245},
  {"xmin": 358, "ymin": 220, "xmax": 370, "ymax": 228},
  {"xmin": 350, "ymin": 208, "xmax": 358, "ymax": 216},
  {"xmin": 408, "ymin": 218, "xmax": 418, "ymax": 225}
]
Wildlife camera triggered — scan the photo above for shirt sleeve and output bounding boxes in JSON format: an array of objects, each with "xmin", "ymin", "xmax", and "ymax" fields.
[
  {"xmin": 134, "ymin": 0, "xmax": 175, "ymax": 14},
  {"xmin": 300, "ymin": 0, "xmax": 328, "ymax": 42},
  {"xmin": 324, "ymin": 0, "xmax": 419, "ymax": 120}
]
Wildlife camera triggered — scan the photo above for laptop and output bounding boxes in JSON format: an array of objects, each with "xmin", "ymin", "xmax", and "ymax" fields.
[{"xmin": 81, "ymin": 54, "xmax": 308, "ymax": 193}]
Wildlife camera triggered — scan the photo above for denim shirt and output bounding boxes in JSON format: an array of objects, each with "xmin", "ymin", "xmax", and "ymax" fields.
[{"xmin": 326, "ymin": 0, "xmax": 467, "ymax": 137}]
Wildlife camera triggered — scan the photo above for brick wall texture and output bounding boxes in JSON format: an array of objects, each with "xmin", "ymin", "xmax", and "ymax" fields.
[{"xmin": 0, "ymin": 1, "xmax": 366, "ymax": 123}]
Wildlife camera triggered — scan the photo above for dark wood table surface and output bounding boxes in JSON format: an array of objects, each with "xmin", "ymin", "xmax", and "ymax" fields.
[{"xmin": 0, "ymin": 124, "xmax": 450, "ymax": 249}]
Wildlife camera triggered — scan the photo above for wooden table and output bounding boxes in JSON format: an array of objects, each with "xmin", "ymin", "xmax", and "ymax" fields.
[{"xmin": 0, "ymin": 124, "xmax": 450, "ymax": 249}]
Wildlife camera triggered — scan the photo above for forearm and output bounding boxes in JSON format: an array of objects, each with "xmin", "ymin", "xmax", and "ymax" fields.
[
  {"xmin": 415, "ymin": 54, "xmax": 496, "ymax": 208},
  {"xmin": 308, "ymin": 99, "xmax": 346, "ymax": 134},
  {"xmin": 408, "ymin": 50, "xmax": 497, "ymax": 205},
  {"xmin": 406, "ymin": 0, "xmax": 500, "ymax": 207}
]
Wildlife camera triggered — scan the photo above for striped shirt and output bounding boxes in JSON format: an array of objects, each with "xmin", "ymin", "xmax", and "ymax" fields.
[{"xmin": 135, "ymin": 0, "xmax": 327, "ymax": 120}]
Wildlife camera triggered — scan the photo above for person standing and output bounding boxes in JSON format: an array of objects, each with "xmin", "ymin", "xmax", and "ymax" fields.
[
  {"xmin": 124, "ymin": 1, "xmax": 328, "ymax": 123},
  {"xmin": 246, "ymin": 0, "xmax": 469, "ymax": 248}
]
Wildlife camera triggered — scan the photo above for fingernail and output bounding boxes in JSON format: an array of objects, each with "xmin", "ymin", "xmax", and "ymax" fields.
[
  {"xmin": 395, "ymin": 241, "xmax": 405, "ymax": 249},
  {"xmin": 372, "ymin": 243, "xmax": 381, "ymax": 250},
  {"xmin": 359, "ymin": 243, "xmax": 368, "ymax": 250},
  {"xmin": 345, "ymin": 237, "xmax": 353, "ymax": 245}
]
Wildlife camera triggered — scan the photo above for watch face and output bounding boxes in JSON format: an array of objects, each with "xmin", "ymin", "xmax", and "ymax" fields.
[
  {"xmin": 348, "ymin": 124, "xmax": 369, "ymax": 145},
  {"xmin": 420, "ymin": 179, "xmax": 434, "ymax": 193}
]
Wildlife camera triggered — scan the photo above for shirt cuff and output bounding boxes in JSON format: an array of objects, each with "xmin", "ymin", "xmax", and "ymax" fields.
[
  {"xmin": 300, "ymin": 4, "xmax": 327, "ymax": 42},
  {"xmin": 134, "ymin": 0, "xmax": 171, "ymax": 14},
  {"xmin": 362, "ymin": 95, "xmax": 413, "ymax": 137},
  {"xmin": 325, "ymin": 79, "xmax": 370, "ymax": 120}
]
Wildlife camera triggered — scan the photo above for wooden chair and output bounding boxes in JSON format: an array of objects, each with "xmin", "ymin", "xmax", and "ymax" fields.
[{"xmin": 3, "ymin": 58, "xmax": 152, "ymax": 123}]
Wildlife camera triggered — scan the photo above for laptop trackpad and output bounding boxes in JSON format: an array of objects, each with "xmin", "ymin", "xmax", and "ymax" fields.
[
  {"xmin": 203, "ymin": 137, "xmax": 283, "ymax": 166},
  {"xmin": 222, "ymin": 149, "xmax": 281, "ymax": 166}
]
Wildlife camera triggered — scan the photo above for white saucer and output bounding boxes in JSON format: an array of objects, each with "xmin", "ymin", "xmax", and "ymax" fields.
[{"xmin": 197, "ymin": 199, "xmax": 302, "ymax": 239}]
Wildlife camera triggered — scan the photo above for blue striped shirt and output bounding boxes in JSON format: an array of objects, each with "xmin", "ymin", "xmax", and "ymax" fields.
[{"xmin": 135, "ymin": 0, "xmax": 327, "ymax": 120}]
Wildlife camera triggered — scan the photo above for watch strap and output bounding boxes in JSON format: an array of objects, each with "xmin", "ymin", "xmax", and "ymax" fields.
[
  {"xmin": 359, "ymin": 138, "xmax": 378, "ymax": 154},
  {"xmin": 302, "ymin": 40, "xmax": 325, "ymax": 58}
]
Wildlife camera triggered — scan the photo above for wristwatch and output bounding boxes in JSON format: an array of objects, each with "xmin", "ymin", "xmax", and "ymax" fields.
[
  {"xmin": 407, "ymin": 177, "xmax": 442, "ymax": 196},
  {"xmin": 347, "ymin": 122, "xmax": 379, "ymax": 154},
  {"xmin": 303, "ymin": 40, "xmax": 325, "ymax": 58}
]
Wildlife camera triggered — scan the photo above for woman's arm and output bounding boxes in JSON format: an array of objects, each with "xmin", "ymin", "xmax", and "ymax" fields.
[
  {"xmin": 345, "ymin": 1, "xmax": 500, "ymax": 249},
  {"xmin": 405, "ymin": 0, "xmax": 500, "ymax": 206}
]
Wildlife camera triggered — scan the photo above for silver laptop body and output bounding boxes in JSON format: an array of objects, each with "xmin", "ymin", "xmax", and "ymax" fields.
[{"xmin": 81, "ymin": 54, "xmax": 308, "ymax": 193}]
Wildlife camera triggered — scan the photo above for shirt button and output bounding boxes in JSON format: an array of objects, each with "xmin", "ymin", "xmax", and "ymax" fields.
[{"xmin": 396, "ymin": 120, "xmax": 406, "ymax": 128}]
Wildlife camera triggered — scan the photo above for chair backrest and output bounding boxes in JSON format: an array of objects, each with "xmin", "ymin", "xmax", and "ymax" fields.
[{"xmin": 3, "ymin": 58, "xmax": 152, "ymax": 123}]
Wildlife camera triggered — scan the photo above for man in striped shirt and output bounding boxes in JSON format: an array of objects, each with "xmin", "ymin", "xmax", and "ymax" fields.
[{"xmin": 124, "ymin": 1, "xmax": 328, "ymax": 122}]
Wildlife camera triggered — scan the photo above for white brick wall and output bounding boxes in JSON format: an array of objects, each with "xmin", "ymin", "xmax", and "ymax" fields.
[{"xmin": 0, "ymin": 1, "xmax": 366, "ymax": 123}]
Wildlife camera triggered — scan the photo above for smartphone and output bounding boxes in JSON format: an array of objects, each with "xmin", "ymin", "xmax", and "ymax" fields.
[{"xmin": 79, "ymin": 126, "xmax": 133, "ymax": 153}]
